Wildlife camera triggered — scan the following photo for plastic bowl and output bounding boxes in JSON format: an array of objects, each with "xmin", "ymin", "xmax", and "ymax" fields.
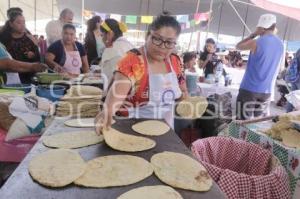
[
  {"xmin": 36, "ymin": 73, "xmax": 64, "ymax": 84},
  {"xmin": 36, "ymin": 85, "xmax": 66, "ymax": 102},
  {"xmin": 1, "ymin": 84, "xmax": 32, "ymax": 94}
]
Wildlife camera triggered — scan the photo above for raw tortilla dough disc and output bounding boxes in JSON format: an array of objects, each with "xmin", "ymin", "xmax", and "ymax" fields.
[
  {"xmin": 64, "ymin": 118, "xmax": 115, "ymax": 128},
  {"xmin": 43, "ymin": 131, "xmax": 103, "ymax": 149},
  {"xmin": 74, "ymin": 155, "xmax": 153, "ymax": 188},
  {"xmin": 29, "ymin": 149, "xmax": 86, "ymax": 187},
  {"xmin": 132, "ymin": 120, "xmax": 170, "ymax": 136},
  {"xmin": 117, "ymin": 185, "xmax": 183, "ymax": 199},
  {"xmin": 281, "ymin": 129, "xmax": 300, "ymax": 149},
  {"xmin": 103, "ymin": 128, "xmax": 156, "ymax": 152},
  {"xmin": 176, "ymin": 96, "xmax": 208, "ymax": 119},
  {"xmin": 151, "ymin": 151, "xmax": 212, "ymax": 192}
]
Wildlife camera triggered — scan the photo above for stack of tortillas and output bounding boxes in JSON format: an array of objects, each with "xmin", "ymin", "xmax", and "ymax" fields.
[
  {"xmin": 103, "ymin": 128, "xmax": 156, "ymax": 152},
  {"xmin": 132, "ymin": 120, "xmax": 170, "ymax": 136},
  {"xmin": 117, "ymin": 185, "xmax": 183, "ymax": 199},
  {"xmin": 29, "ymin": 149, "xmax": 86, "ymax": 187},
  {"xmin": 281, "ymin": 129, "xmax": 300, "ymax": 149},
  {"xmin": 176, "ymin": 96, "xmax": 208, "ymax": 119},
  {"xmin": 74, "ymin": 155, "xmax": 153, "ymax": 188},
  {"xmin": 55, "ymin": 85, "xmax": 102, "ymax": 117},
  {"xmin": 43, "ymin": 131, "xmax": 103, "ymax": 149},
  {"xmin": 151, "ymin": 151, "xmax": 212, "ymax": 192},
  {"xmin": 64, "ymin": 118, "xmax": 115, "ymax": 128}
]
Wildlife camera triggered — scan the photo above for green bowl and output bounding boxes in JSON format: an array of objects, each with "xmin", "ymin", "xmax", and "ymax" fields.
[{"xmin": 36, "ymin": 73, "xmax": 64, "ymax": 84}]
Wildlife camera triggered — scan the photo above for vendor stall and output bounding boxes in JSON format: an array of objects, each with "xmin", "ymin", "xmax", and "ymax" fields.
[
  {"xmin": 0, "ymin": 118, "xmax": 225, "ymax": 199},
  {"xmin": 228, "ymin": 120, "xmax": 300, "ymax": 199}
]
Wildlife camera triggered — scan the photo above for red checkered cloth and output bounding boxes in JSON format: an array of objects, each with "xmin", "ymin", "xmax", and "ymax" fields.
[
  {"xmin": 191, "ymin": 137, "xmax": 291, "ymax": 199},
  {"xmin": 0, "ymin": 128, "xmax": 39, "ymax": 162}
]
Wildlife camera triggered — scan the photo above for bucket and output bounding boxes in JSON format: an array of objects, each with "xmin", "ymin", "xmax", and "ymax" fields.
[{"xmin": 36, "ymin": 85, "xmax": 66, "ymax": 102}]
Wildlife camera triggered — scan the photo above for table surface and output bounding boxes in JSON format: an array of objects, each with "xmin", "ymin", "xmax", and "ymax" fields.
[{"xmin": 0, "ymin": 118, "xmax": 225, "ymax": 199}]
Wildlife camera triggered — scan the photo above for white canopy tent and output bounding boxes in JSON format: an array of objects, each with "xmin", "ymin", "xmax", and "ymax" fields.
[{"xmin": 1, "ymin": 0, "xmax": 300, "ymax": 41}]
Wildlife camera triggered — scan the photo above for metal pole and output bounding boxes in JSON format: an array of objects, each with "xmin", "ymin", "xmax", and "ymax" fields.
[
  {"xmin": 51, "ymin": 0, "xmax": 54, "ymax": 20},
  {"xmin": 8, "ymin": 0, "xmax": 10, "ymax": 8},
  {"xmin": 216, "ymin": 0, "xmax": 224, "ymax": 43},
  {"xmin": 187, "ymin": 0, "xmax": 201, "ymax": 51},
  {"xmin": 34, "ymin": 0, "xmax": 37, "ymax": 33},
  {"xmin": 227, "ymin": 0, "xmax": 251, "ymax": 34},
  {"xmin": 81, "ymin": 0, "xmax": 84, "ymax": 40},
  {"xmin": 242, "ymin": 0, "xmax": 250, "ymax": 39},
  {"xmin": 205, "ymin": 0, "xmax": 214, "ymax": 41},
  {"xmin": 162, "ymin": 0, "xmax": 166, "ymax": 12}
]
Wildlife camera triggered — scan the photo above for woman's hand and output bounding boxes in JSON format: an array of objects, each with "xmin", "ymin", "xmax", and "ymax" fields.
[{"xmin": 94, "ymin": 110, "xmax": 112, "ymax": 135}]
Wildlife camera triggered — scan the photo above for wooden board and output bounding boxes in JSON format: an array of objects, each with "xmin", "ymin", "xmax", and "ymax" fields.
[{"xmin": 0, "ymin": 118, "xmax": 225, "ymax": 199}]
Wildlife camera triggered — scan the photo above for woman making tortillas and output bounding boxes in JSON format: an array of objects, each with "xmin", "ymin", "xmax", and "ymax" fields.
[
  {"xmin": 95, "ymin": 13, "xmax": 188, "ymax": 134},
  {"xmin": 45, "ymin": 24, "xmax": 89, "ymax": 77}
]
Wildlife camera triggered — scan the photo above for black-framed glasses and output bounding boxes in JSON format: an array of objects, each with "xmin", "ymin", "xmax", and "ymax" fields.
[{"xmin": 151, "ymin": 34, "xmax": 177, "ymax": 49}]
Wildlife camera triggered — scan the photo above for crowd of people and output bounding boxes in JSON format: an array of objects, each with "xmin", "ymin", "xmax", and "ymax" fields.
[{"xmin": 0, "ymin": 6, "xmax": 290, "ymax": 125}]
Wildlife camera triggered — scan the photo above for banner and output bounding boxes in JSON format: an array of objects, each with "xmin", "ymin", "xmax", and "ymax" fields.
[
  {"xmin": 110, "ymin": 14, "xmax": 122, "ymax": 21},
  {"xmin": 141, "ymin": 16, "xmax": 153, "ymax": 24},
  {"xmin": 125, "ymin": 15, "xmax": 138, "ymax": 24}
]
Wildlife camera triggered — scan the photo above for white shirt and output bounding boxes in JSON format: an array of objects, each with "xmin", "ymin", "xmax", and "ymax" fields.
[
  {"xmin": 100, "ymin": 36, "xmax": 134, "ymax": 90},
  {"xmin": 45, "ymin": 20, "xmax": 63, "ymax": 46}
]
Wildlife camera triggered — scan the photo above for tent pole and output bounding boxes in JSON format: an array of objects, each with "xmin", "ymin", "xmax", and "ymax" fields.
[
  {"xmin": 227, "ymin": 0, "xmax": 251, "ymax": 34},
  {"xmin": 51, "ymin": 0, "xmax": 54, "ymax": 20},
  {"xmin": 81, "ymin": 0, "xmax": 84, "ymax": 40},
  {"xmin": 8, "ymin": 0, "xmax": 10, "ymax": 8},
  {"xmin": 205, "ymin": 0, "xmax": 214, "ymax": 41},
  {"xmin": 188, "ymin": 0, "xmax": 201, "ymax": 51},
  {"xmin": 34, "ymin": 0, "xmax": 37, "ymax": 34},
  {"xmin": 162, "ymin": 0, "xmax": 166, "ymax": 12},
  {"xmin": 217, "ymin": 0, "xmax": 224, "ymax": 43},
  {"xmin": 242, "ymin": 0, "xmax": 249, "ymax": 39}
]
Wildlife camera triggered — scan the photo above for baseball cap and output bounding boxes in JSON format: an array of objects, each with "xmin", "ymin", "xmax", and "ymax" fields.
[{"xmin": 256, "ymin": 14, "xmax": 276, "ymax": 29}]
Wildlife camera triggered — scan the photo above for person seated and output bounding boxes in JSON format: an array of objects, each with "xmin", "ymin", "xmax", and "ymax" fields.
[
  {"xmin": 45, "ymin": 24, "xmax": 89, "ymax": 77},
  {"xmin": 0, "ymin": 11, "xmax": 40, "ymax": 84},
  {"xmin": 183, "ymin": 52, "xmax": 200, "ymax": 96},
  {"xmin": 199, "ymin": 38, "xmax": 217, "ymax": 78},
  {"xmin": 0, "ymin": 42, "xmax": 46, "ymax": 84}
]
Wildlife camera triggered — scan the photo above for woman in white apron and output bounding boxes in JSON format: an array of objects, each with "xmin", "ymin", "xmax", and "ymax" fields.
[
  {"xmin": 95, "ymin": 13, "xmax": 188, "ymax": 134},
  {"xmin": 45, "ymin": 24, "xmax": 89, "ymax": 76}
]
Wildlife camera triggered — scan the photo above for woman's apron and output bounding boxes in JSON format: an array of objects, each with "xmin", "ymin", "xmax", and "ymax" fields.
[
  {"xmin": 62, "ymin": 42, "xmax": 82, "ymax": 75},
  {"xmin": 127, "ymin": 47, "xmax": 182, "ymax": 128}
]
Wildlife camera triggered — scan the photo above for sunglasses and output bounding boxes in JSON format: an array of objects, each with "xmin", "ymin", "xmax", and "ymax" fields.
[{"xmin": 150, "ymin": 33, "xmax": 177, "ymax": 49}]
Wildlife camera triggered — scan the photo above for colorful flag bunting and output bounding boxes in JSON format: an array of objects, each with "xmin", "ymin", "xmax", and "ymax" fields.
[
  {"xmin": 176, "ymin": 15, "xmax": 189, "ymax": 23},
  {"xmin": 125, "ymin": 15, "xmax": 138, "ymax": 24},
  {"xmin": 141, "ymin": 16, "xmax": 153, "ymax": 24}
]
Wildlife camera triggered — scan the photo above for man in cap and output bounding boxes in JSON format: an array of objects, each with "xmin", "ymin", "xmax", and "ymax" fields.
[
  {"xmin": 45, "ymin": 8, "xmax": 74, "ymax": 46},
  {"xmin": 236, "ymin": 14, "xmax": 283, "ymax": 120}
]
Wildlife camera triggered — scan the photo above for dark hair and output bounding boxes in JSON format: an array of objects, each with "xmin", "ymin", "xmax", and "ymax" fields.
[
  {"xmin": 0, "ymin": 11, "xmax": 23, "ymax": 46},
  {"xmin": 183, "ymin": 52, "xmax": 197, "ymax": 64},
  {"xmin": 100, "ymin": 18, "xmax": 123, "ymax": 42},
  {"xmin": 87, "ymin": 16, "xmax": 102, "ymax": 32},
  {"xmin": 7, "ymin": 7, "xmax": 23, "ymax": 18},
  {"xmin": 203, "ymin": 38, "xmax": 216, "ymax": 53},
  {"xmin": 63, "ymin": 23, "xmax": 76, "ymax": 31},
  {"xmin": 147, "ymin": 12, "xmax": 181, "ymax": 36}
]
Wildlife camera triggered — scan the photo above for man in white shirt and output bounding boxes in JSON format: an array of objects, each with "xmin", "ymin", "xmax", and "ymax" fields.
[{"xmin": 45, "ymin": 8, "xmax": 74, "ymax": 46}]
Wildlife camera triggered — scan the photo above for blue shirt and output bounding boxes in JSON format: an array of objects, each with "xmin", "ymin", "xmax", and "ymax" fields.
[
  {"xmin": 0, "ymin": 42, "xmax": 10, "ymax": 60},
  {"xmin": 47, "ymin": 40, "xmax": 86, "ymax": 66},
  {"xmin": 240, "ymin": 34, "xmax": 283, "ymax": 94}
]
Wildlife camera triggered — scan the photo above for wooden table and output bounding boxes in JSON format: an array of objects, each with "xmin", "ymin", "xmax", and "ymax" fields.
[{"xmin": 0, "ymin": 118, "xmax": 225, "ymax": 199}]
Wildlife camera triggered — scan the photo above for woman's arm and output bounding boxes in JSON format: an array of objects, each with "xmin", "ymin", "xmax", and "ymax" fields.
[
  {"xmin": 95, "ymin": 72, "xmax": 132, "ymax": 135},
  {"xmin": 0, "ymin": 58, "xmax": 46, "ymax": 72},
  {"xmin": 81, "ymin": 55, "xmax": 90, "ymax": 73},
  {"xmin": 45, "ymin": 52, "xmax": 65, "ymax": 73}
]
